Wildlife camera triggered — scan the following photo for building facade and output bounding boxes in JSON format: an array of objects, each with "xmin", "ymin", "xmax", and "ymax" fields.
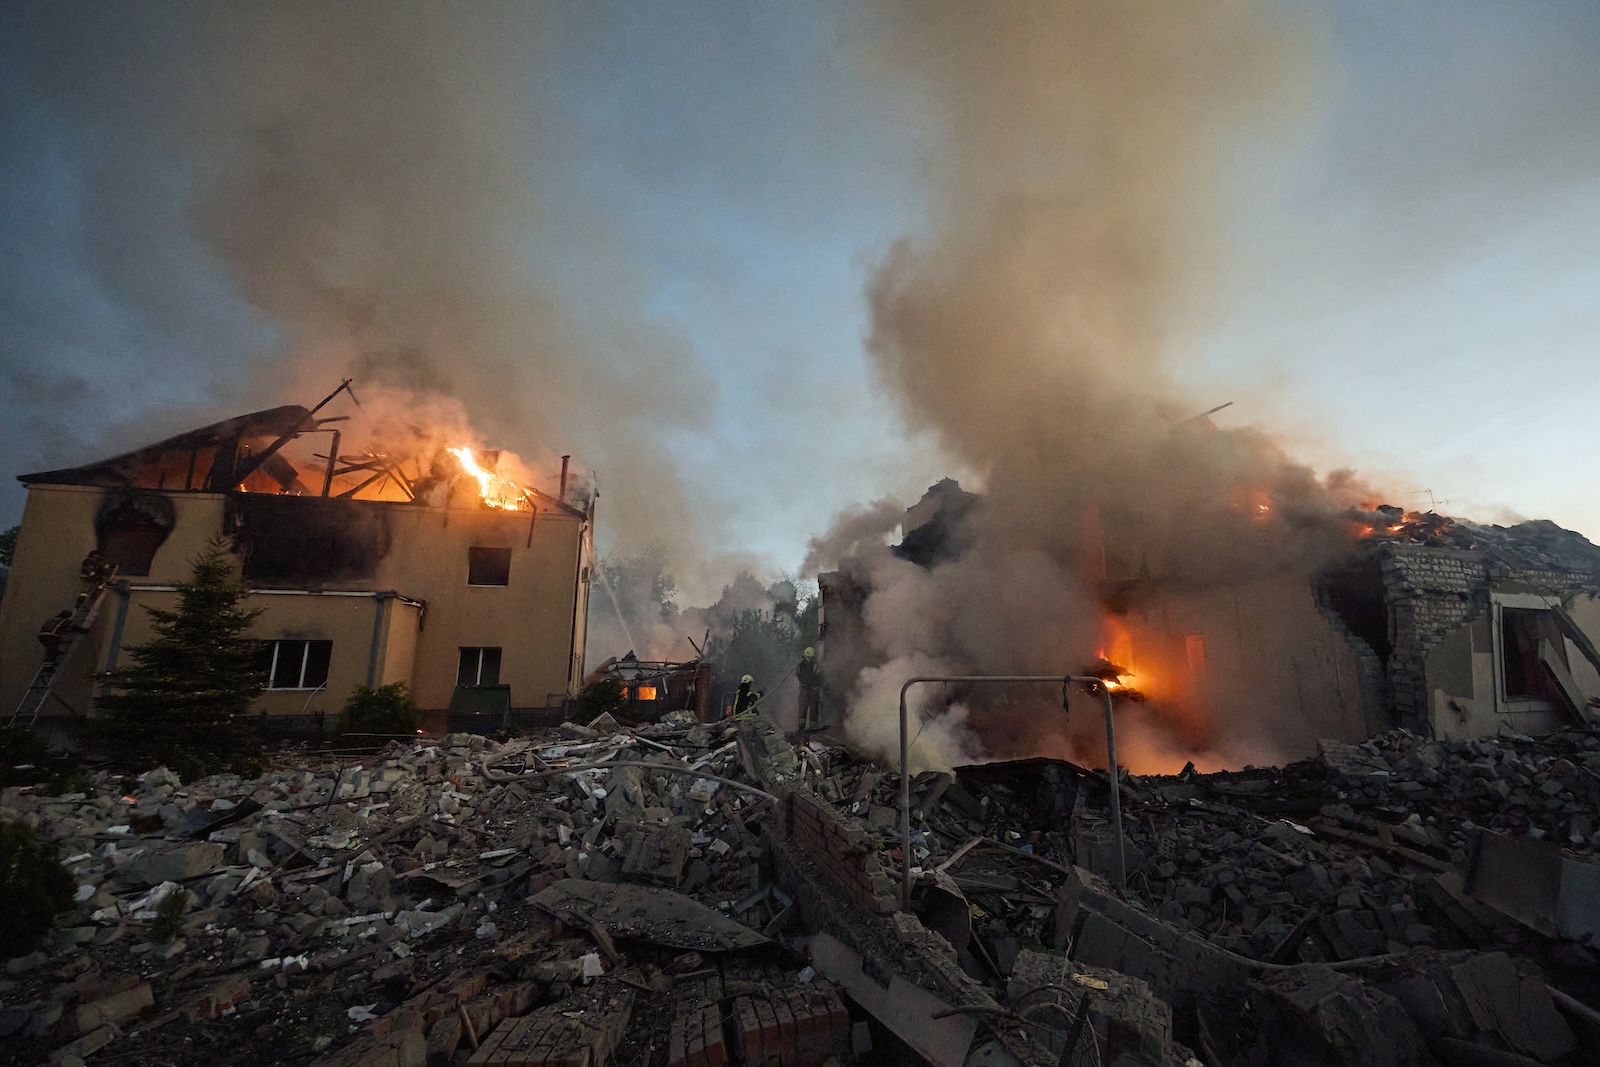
[{"xmin": 0, "ymin": 405, "xmax": 594, "ymax": 737}]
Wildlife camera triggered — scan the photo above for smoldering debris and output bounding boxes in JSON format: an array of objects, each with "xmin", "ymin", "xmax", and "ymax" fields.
[{"xmin": 7, "ymin": 709, "xmax": 1600, "ymax": 1067}]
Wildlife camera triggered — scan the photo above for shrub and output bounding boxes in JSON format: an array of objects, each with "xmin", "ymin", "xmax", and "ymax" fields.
[
  {"xmin": 0, "ymin": 724, "xmax": 90, "ymax": 796},
  {"xmin": 336, "ymin": 682, "xmax": 420, "ymax": 737},
  {"xmin": 0, "ymin": 820, "xmax": 75, "ymax": 959}
]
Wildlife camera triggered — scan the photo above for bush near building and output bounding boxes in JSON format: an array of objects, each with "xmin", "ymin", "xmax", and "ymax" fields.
[{"xmin": 336, "ymin": 682, "xmax": 421, "ymax": 737}]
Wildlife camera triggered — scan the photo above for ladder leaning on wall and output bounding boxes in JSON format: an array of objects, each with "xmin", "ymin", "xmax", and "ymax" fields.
[{"xmin": 7, "ymin": 566, "xmax": 119, "ymax": 728}]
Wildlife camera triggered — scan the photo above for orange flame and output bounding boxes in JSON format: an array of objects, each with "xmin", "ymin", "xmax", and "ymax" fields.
[{"xmin": 449, "ymin": 447, "xmax": 531, "ymax": 511}]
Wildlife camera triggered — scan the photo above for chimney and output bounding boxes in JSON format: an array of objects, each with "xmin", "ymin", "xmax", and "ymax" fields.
[{"xmin": 559, "ymin": 455, "xmax": 571, "ymax": 502}]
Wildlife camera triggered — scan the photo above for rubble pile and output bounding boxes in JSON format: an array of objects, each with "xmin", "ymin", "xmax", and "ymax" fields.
[
  {"xmin": 3, "ymin": 713, "xmax": 1599, "ymax": 1067},
  {"xmin": 0, "ymin": 715, "xmax": 846, "ymax": 1067}
]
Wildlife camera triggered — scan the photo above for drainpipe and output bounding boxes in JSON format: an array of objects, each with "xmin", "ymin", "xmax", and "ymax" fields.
[
  {"xmin": 898, "ymin": 674, "xmax": 1125, "ymax": 909},
  {"xmin": 101, "ymin": 581, "xmax": 131, "ymax": 673},
  {"xmin": 367, "ymin": 592, "xmax": 394, "ymax": 687}
]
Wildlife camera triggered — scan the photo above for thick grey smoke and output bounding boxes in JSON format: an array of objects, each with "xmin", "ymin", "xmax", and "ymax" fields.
[
  {"xmin": 0, "ymin": 2, "xmax": 708, "ymax": 557},
  {"xmin": 815, "ymin": 1, "xmax": 1381, "ymax": 773}
]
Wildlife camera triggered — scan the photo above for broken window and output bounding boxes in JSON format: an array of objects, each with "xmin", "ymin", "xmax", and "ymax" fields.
[
  {"xmin": 457, "ymin": 646, "xmax": 502, "ymax": 687},
  {"xmin": 467, "ymin": 547, "xmax": 512, "ymax": 587},
  {"xmin": 256, "ymin": 640, "xmax": 333, "ymax": 690},
  {"xmin": 1500, "ymin": 607, "xmax": 1568, "ymax": 701},
  {"xmin": 95, "ymin": 492, "xmax": 176, "ymax": 577}
]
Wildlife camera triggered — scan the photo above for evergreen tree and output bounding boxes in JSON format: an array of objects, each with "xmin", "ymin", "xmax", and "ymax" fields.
[{"xmin": 91, "ymin": 539, "xmax": 265, "ymax": 776}]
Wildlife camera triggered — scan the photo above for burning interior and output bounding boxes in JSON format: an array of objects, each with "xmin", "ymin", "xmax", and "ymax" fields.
[
  {"xmin": 819, "ymin": 479, "xmax": 1600, "ymax": 775},
  {"xmin": 0, "ymin": 383, "xmax": 597, "ymax": 736}
]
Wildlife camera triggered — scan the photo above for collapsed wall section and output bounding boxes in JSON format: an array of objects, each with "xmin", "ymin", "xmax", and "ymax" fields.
[{"xmin": 769, "ymin": 787, "xmax": 897, "ymax": 915}]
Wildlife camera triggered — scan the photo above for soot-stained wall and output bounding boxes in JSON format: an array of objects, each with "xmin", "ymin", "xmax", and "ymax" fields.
[{"xmin": 226, "ymin": 494, "xmax": 393, "ymax": 585}]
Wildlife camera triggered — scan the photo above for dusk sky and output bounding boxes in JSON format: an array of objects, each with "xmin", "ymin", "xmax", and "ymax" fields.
[{"xmin": 3, "ymin": 1, "xmax": 1599, "ymax": 597}]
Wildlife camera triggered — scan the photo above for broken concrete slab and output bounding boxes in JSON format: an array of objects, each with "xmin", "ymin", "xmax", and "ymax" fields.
[
  {"xmin": 809, "ymin": 932, "xmax": 976, "ymax": 1067},
  {"xmin": 529, "ymin": 879, "xmax": 768, "ymax": 951},
  {"xmin": 1254, "ymin": 966, "xmax": 1421, "ymax": 1067},
  {"xmin": 1465, "ymin": 828, "xmax": 1600, "ymax": 943},
  {"xmin": 119, "ymin": 843, "xmax": 225, "ymax": 888}
]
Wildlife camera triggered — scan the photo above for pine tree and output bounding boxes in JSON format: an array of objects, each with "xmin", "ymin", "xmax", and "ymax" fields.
[{"xmin": 91, "ymin": 539, "xmax": 265, "ymax": 777}]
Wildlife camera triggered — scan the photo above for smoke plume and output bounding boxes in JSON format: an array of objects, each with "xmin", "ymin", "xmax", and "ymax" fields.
[
  {"xmin": 815, "ymin": 1, "xmax": 1380, "ymax": 773},
  {"xmin": 0, "ymin": 2, "xmax": 708, "ymax": 560}
]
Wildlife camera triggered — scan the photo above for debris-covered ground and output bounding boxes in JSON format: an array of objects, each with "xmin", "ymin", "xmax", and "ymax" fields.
[{"xmin": 4, "ymin": 713, "xmax": 1600, "ymax": 1067}]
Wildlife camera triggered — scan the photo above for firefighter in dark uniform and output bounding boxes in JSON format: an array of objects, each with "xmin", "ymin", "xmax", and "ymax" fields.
[
  {"xmin": 37, "ymin": 611, "xmax": 73, "ymax": 669},
  {"xmin": 731, "ymin": 674, "xmax": 761, "ymax": 716},
  {"xmin": 796, "ymin": 646, "xmax": 823, "ymax": 732}
]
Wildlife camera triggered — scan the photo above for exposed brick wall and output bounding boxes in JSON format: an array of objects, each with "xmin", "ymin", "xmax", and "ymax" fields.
[
  {"xmin": 1378, "ymin": 546, "xmax": 1485, "ymax": 731},
  {"xmin": 768, "ymin": 788, "xmax": 896, "ymax": 915},
  {"xmin": 1318, "ymin": 540, "xmax": 1600, "ymax": 736},
  {"xmin": 668, "ymin": 972, "xmax": 849, "ymax": 1067}
]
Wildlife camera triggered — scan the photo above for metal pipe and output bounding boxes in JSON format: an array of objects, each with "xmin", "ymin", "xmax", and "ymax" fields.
[
  {"xmin": 898, "ymin": 674, "xmax": 1127, "ymax": 910},
  {"xmin": 1099, "ymin": 680, "xmax": 1125, "ymax": 895}
]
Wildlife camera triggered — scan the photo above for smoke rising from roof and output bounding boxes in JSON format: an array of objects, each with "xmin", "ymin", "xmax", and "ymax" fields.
[{"xmin": 0, "ymin": 2, "xmax": 708, "ymax": 560}]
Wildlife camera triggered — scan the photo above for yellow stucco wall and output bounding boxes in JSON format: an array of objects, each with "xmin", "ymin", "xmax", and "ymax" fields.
[{"xmin": 0, "ymin": 483, "xmax": 592, "ymax": 720}]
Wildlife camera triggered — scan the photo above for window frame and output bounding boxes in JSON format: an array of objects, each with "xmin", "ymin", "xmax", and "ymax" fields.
[
  {"xmin": 467, "ymin": 546, "xmax": 513, "ymax": 587},
  {"xmin": 260, "ymin": 639, "xmax": 333, "ymax": 691},
  {"xmin": 1490, "ymin": 593, "xmax": 1564, "ymax": 713},
  {"xmin": 457, "ymin": 646, "xmax": 504, "ymax": 688}
]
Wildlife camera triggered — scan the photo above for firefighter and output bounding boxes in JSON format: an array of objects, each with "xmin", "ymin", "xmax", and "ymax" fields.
[
  {"xmin": 36, "ymin": 611, "xmax": 73, "ymax": 668},
  {"xmin": 731, "ymin": 674, "xmax": 761, "ymax": 716},
  {"xmin": 796, "ymin": 646, "xmax": 823, "ymax": 731},
  {"xmin": 79, "ymin": 548, "xmax": 110, "ymax": 585}
]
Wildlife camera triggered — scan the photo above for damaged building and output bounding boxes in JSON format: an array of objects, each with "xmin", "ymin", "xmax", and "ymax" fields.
[
  {"xmin": 821, "ymin": 481, "xmax": 1600, "ymax": 757},
  {"xmin": 0, "ymin": 397, "xmax": 595, "ymax": 736}
]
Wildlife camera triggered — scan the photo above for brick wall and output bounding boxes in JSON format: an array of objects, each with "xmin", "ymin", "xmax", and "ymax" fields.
[
  {"xmin": 1378, "ymin": 545, "xmax": 1486, "ymax": 730},
  {"xmin": 768, "ymin": 788, "xmax": 896, "ymax": 915},
  {"xmin": 1318, "ymin": 541, "xmax": 1600, "ymax": 736}
]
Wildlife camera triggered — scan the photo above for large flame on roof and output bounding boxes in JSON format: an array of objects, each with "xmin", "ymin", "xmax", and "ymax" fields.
[{"xmin": 449, "ymin": 447, "xmax": 531, "ymax": 511}]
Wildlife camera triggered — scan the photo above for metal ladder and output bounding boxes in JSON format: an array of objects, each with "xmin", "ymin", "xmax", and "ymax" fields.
[{"xmin": 7, "ymin": 569, "xmax": 118, "ymax": 727}]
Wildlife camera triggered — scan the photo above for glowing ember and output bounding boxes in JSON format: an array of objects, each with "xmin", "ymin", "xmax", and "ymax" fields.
[{"xmin": 449, "ymin": 447, "xmax": 531, "ymax": 511}]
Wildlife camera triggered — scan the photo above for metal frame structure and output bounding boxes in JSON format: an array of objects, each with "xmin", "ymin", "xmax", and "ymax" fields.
[{"xmin": 897, "ymin": 674, "xmax": 1125, "ymax": 909}]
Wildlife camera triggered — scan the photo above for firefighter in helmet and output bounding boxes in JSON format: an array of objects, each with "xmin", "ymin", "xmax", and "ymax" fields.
[
  {"xmin": 731, "ymin": 674, "xmax": 761, "ymax": 716},
  {"xmin": 796, "ymin": 646, "xmax": 823, "ymax": 732}
]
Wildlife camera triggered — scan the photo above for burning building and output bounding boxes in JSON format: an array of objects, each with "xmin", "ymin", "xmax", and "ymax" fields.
[
  {"xmin": 0, "ymin": 388, "xmax": 595, "ymax": 736},
  {"xmin": 819, "ymin": 480, "xmax": 1600, "ymax": 771}
]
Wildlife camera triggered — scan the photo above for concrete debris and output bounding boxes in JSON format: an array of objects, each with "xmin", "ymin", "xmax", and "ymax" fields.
[
  {"xmin": 3, "ymin": 717, "xmax": 1599, "ymax": 1066},
  {"xmin": 530, "ymin": 879, "xmax": 769, "ymax": 951}
]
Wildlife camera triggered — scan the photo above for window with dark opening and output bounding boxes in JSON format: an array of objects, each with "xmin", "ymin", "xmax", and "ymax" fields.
[
  {"xmin": 467, "ymin": 547, "xmax": 512, "ymax": 586},
  {"xmin": 1320, "ymin": 559, "xmax": 1392, "ymax": 662},
  {"xmin": 95, "ymin": 494, "xmax": 176, "ymax": 577},
  {"xmin": 457, "ymin": 646, "xmax": 502, "ymax": 687},
  {"xmin": 255, "ymin": 640, "xmax": 333, "ymax": 690},
  {"xmin": 1500, "ymin": 608, "xmax": 1568, "ymax": 701}
]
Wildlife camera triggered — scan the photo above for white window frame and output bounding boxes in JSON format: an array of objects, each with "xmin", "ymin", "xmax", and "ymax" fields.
[
  {"xmin": 1490, "ymin": 592, "xmax": 1562, "ymax": 715},
  {"xmin": 457, "ymin": 646, "xmax": 503, "ymax": 688},
  {"xmin": 263, "ymin": 639, "xmax": 332, "ymax": 691}
]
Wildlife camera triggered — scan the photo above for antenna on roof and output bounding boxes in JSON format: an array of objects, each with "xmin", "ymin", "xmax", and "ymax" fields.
[{"xmin": 1407, "ymin": 489, "xmax": 1449, "ymax": 511}]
